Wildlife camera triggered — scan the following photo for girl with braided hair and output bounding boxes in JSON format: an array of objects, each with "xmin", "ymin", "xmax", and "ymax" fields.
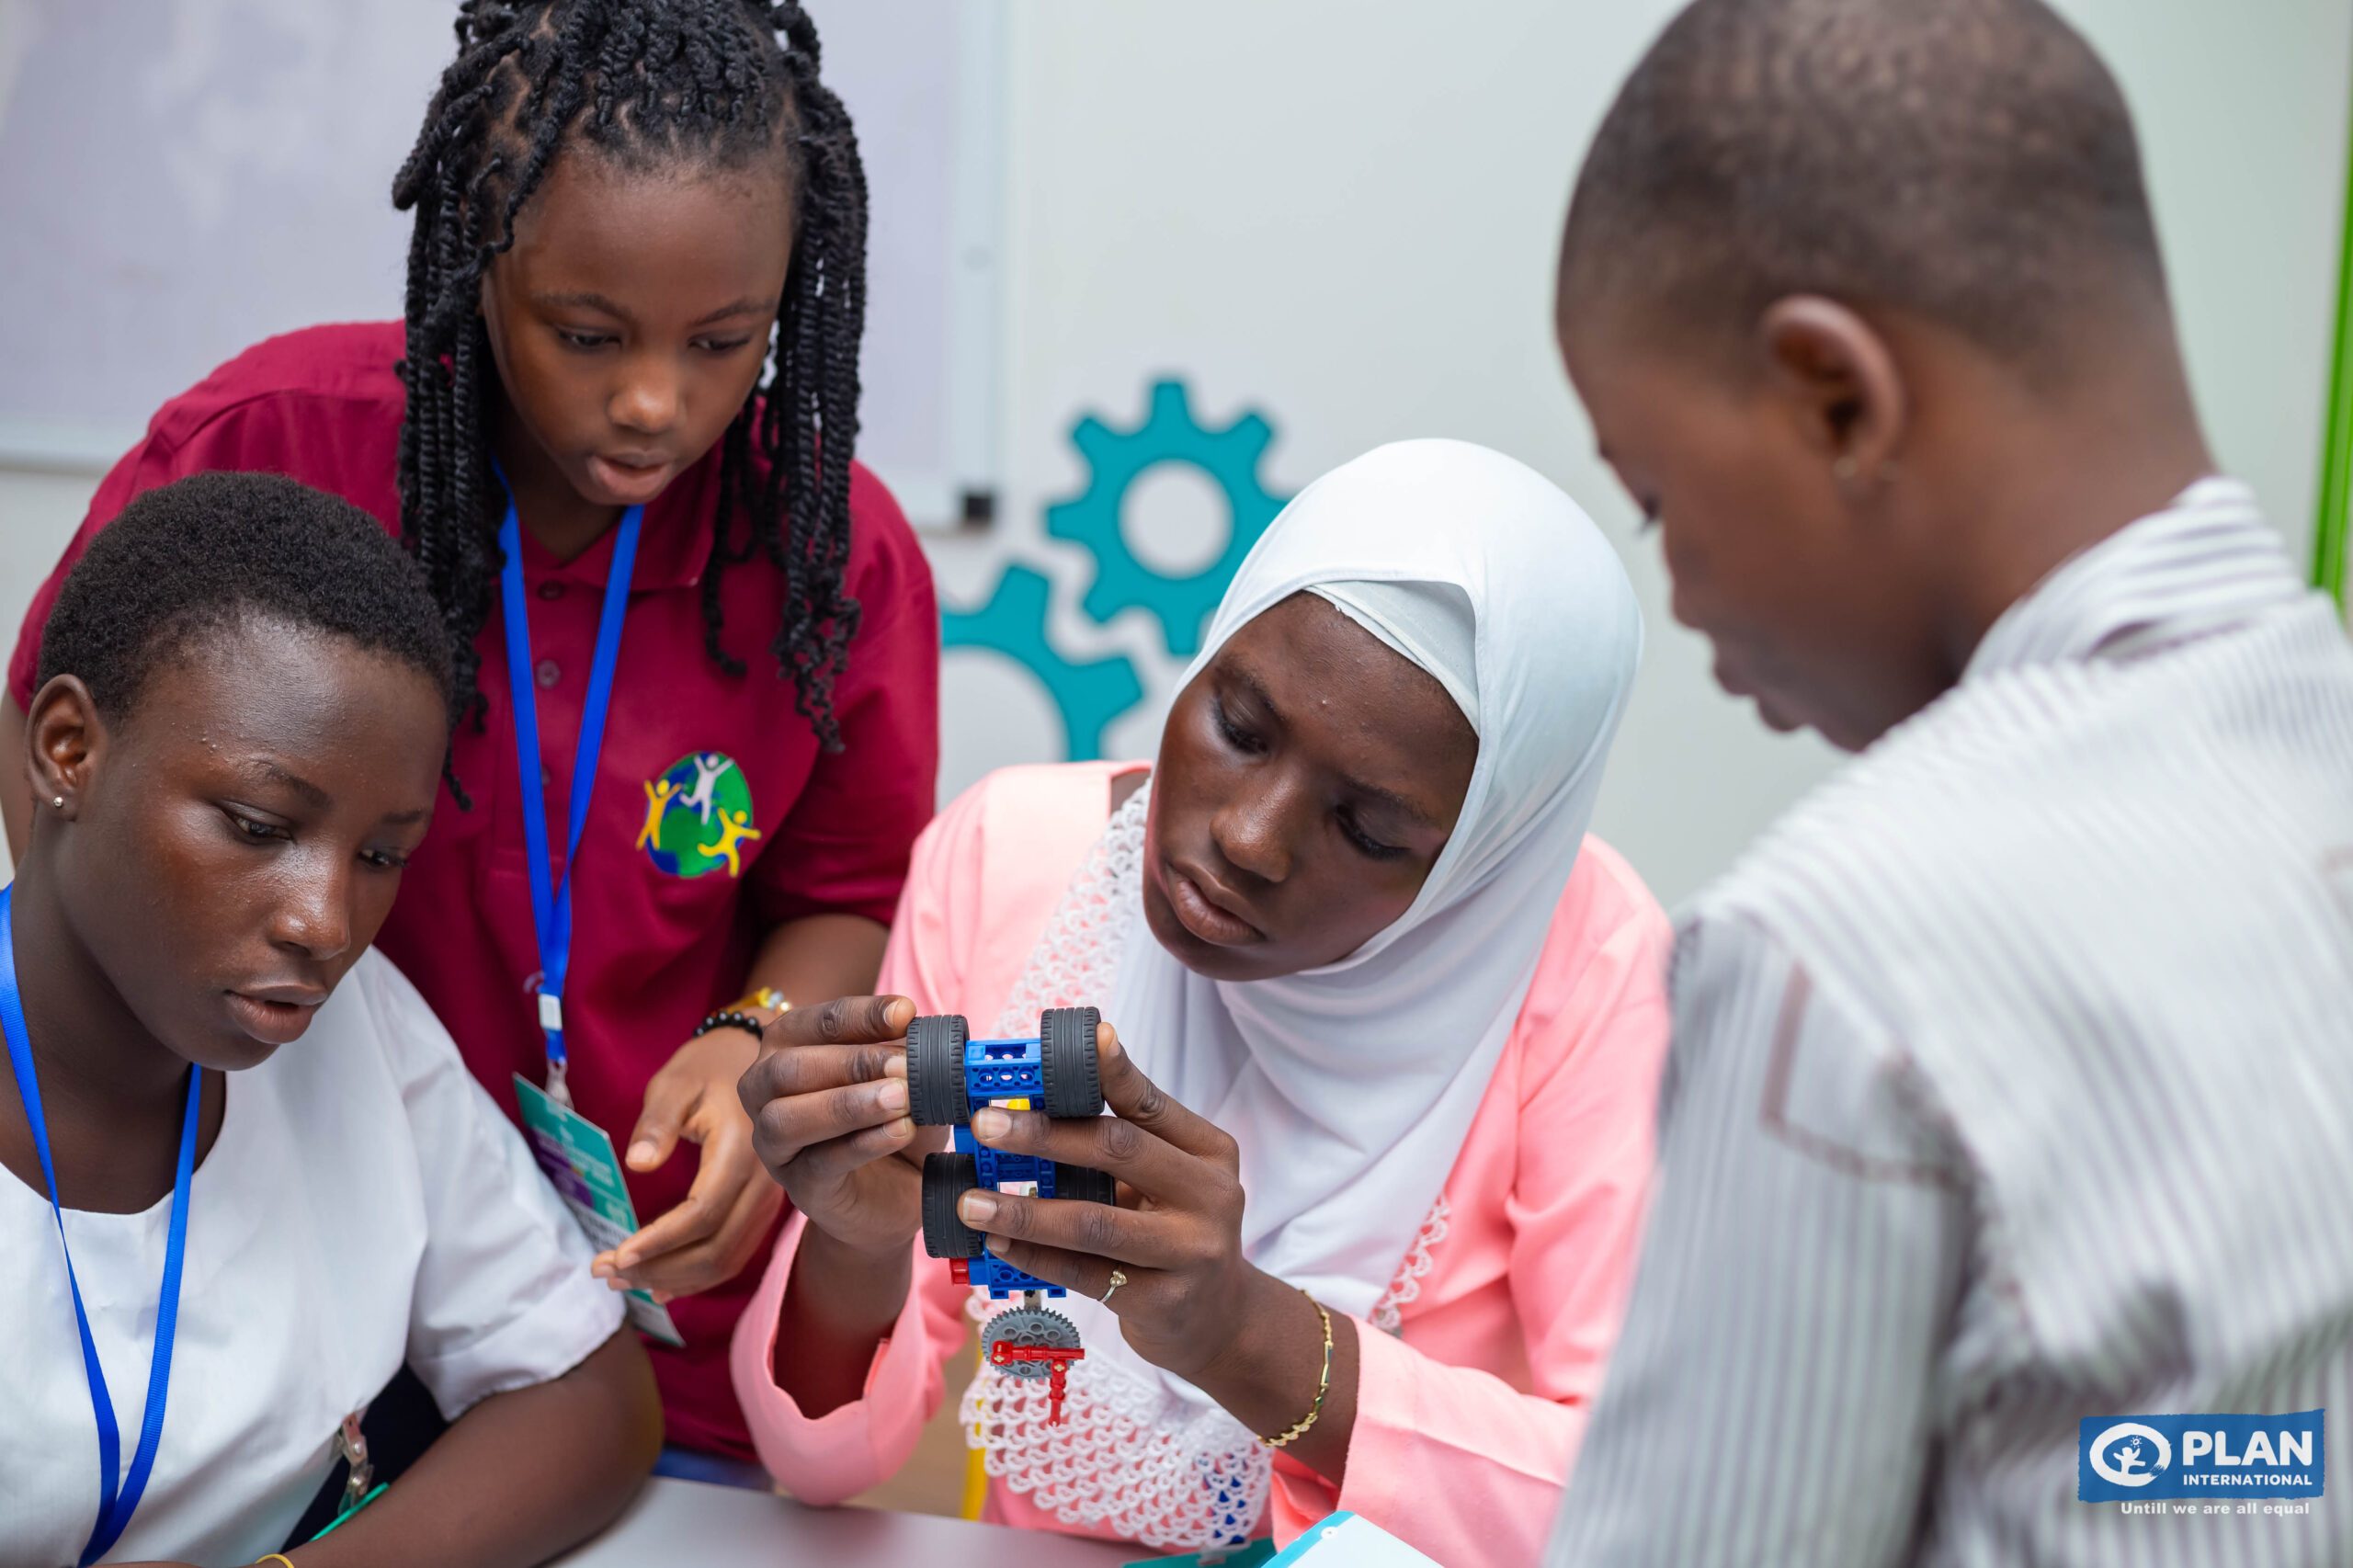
[{"xmin": 6, "ymin": 0, "xmax": 938, "ymax": 1471}]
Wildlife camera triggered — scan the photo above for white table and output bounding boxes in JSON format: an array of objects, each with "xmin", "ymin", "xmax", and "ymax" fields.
[{"xmin": 549, "ymin": 1477, "xmax": 1149, "ymax": 1564}]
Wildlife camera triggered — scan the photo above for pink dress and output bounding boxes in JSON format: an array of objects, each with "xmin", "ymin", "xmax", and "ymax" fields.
[{"xmin": 731, "ymin": 763, "xmax": 1672, "ymax": 1565}]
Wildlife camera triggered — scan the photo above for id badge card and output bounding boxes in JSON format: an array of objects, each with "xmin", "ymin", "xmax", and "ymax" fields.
[
  {"xmin": 514, "ymin": 1074, "xmax": 686, "ymax": 1347},
  {"xmin": 1263, "ymin": 1513, "xmax": 1438, "ymax": 1566}
]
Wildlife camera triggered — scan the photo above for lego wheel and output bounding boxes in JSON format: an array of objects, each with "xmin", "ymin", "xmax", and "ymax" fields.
[
  {"xmin": 1051, "ymin": 1162, "xmax": 1115, "ymax": 1208},
  {"xmin": 906, "ymin": 1014, "xmax": 971, "ymax": 1127},
  {"xmin": 923, "ymin": 1152, "xmax": 986, "ymax": 1259},
  {"xmin": 1039, "ymin": 1006, "xmax": 1104, "ymax": 1119}
]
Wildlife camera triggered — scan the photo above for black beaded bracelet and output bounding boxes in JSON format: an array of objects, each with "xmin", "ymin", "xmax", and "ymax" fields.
[{"xmin": 694, "ymin": 1008, "xmax": 767, "ymax": 1043}]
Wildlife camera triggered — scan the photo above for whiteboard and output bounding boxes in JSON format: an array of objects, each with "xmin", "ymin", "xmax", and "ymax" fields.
[{"xmin": 0, "ymin": 0, "xmax": 1002, "ymax": 527}]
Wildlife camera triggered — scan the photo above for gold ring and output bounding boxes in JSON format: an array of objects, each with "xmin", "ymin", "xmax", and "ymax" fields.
[{"xmin": 1099, "ymin": 1268, "xmax": 1129, "ymax": 1305}]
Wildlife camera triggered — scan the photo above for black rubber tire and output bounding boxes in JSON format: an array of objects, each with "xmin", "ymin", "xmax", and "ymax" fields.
[
  {"xmin": 1039, "ymin": 1006, "xmax": 1105, "ymax": 1119},
  {"xmin": 1051, "ymin": 1161, "xmax": 1115, "ymax": 1208},
  {"xmin": 905, "ymin": 1014, "xmax": 971, "ymax": 1127},
  {"xmin": 922, "ymin": 1153, "xmax": 986, "ymax": 1259}
]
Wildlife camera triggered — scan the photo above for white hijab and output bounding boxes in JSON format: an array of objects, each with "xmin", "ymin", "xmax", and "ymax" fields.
[
  {"xmin": 972, "ymin": 440, "xmax": 1643, "ymax": 1547},
  {"xmin": 1098, "ymin": 436, "xmax": 1641, "ymax": 1362}
]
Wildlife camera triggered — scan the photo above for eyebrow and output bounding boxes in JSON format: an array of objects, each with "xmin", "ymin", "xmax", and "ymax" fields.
[
  {"xmin": 530, "ymin": 290, "xmax": 772, "ymax": 328},
  {"xmin": 248, "ymin": 760, "xmax": 328, "ymax": 809},
  {"xmin": 244, "ymin": 761, "xmax": 429, "ymax": 826},
  {"xmin": 1349, "ymin": 776, "xmax": 1440, "ymax": 829},
  {"xmin": 1228, "ymin": 668, "xmax": 1441, "ymax": 829}
]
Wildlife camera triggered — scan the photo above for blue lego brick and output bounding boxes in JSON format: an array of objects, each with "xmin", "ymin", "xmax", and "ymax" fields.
[
  {"xmin": 962, "ymin": 1034, "xmax": 1047, "ymax": 1101},
  {"xmin": 967, "ymin": 1253, "xmax": 1065, "ymax": 1297},
  {"xmin": 952, "ymin": 1032, "xmax": 1074, "ymax": 1296}
]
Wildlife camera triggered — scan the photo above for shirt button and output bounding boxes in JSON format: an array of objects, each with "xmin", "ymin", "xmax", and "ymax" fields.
[
  {"xmin": 536, "ymin": 659, "xmax": 561, "ymax": 688},
  {"xmin": 538, "ymin": 581, "xmax": 566, "ymax": 602}
]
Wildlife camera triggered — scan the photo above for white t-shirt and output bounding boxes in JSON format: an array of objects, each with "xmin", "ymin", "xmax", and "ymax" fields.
[{"xmin": 0, "ymin": 950, "xmax": 626, "ymax": 1566}]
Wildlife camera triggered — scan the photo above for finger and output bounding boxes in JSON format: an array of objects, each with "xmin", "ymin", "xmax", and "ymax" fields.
[
  {"xmin": 779, "ymin": 1113, "xmax": 920, "ymax": 1188},
  {"xmin": 628, "ymin": 1066, "xmax": 701, "ymax": 1172},
  {"xmin": 608, "ymin": 1131, "xmax": 752, "ymax": 1270},
  {"xmin": 764, "ymin": 994, "xmax": 916, "ymax": 1052},
  {"xmin": 981, "ymin": 1234, "xmax": 1129, "ymax": 1304},
  {"xmin": 747, "ymin": 1075, "xmax": 911, "ymax": 1167},
  {"xmin": 967, "ymin": 1099, "xmax": 1194, "ymax": 1198},
  {"xmin": 958, "ymin": 1186, "xmax": 1188, "ymax": 1270},
  {"xmin": 1095, "ymin": 1024, "xmax": 1237, "ymax": 1167},
  {"xmin": 737, "ymin": 1040, "xmax": 906, "ymax": 1121},
  {"xmin": 611, "ymin": 1170, "xmax": 782, "ymax": 1296}
]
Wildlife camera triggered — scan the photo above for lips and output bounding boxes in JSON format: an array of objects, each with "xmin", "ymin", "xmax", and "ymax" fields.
[
  {"xmin": 1163, "ymin": 860, "xmax": 1265, "ymax": 948},
  {"xmin": 586, "ymin": 451, "xmax": 676, "ymax": 505},
  {"xmin": 225, "ymin": 986, "xmax": 326, "ymax": 1047}
]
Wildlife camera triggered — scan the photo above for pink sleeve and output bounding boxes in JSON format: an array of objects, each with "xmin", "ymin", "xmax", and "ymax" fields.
[
  {"xmin": 727, "ymin": 778, "xmax": 991, "ymax": 1502},
  {"xmin": 730, "ymin": 1215, "xmax": 972, "ymax": 1505},
  {"xmin": 1268, "ymin": 858, "xmax": 1675, "ymax": 1566}
]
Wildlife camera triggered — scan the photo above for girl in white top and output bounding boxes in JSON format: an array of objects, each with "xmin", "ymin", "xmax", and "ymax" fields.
[{"xmin": 0, "ymin": 472, "xmax": 658, "ymax": 1567}]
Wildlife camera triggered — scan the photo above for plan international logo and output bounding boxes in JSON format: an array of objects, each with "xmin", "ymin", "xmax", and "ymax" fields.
[{"xmin": 2078, "ymin": 1411, "xmax": 2325, "ymax": 1512}]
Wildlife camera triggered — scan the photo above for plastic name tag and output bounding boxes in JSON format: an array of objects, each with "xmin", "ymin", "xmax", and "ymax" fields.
[
  {"xmin": 1263, "ymin": 1513, "xmax": 1439, "ymax": 1566},
  {"xmin": 514, "ymin": 1074, "xmax": 685, "ymax": 1347}
]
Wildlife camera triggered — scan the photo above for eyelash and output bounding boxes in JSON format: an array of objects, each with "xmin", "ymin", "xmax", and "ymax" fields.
[
  {"xmin": 1338, "ymin": 811, "xmax": 1406, "ymax": 861},
  {"xmin": 556, "ymin": 331, "xmax": 755, "ymax": 355},
  {"xmin": 224, "ymin": 809, "xmax": 409, "ymax": 870},
  {"xmin": 1212, "ymin": 695, "xmax": 1264, "ymax": 756},
  {"xmin": 226, "ymin": 809, "xmax": 289, "ymax": 846}
]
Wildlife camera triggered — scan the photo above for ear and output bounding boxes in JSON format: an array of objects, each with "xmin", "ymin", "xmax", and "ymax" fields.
[
  {"xmin": 1756, "ymin": 296, "xmax": 1908, "ymax": 489},
  {"xmin": 27, "ymin": 675, "xmax": 105, "ymax": 824}
]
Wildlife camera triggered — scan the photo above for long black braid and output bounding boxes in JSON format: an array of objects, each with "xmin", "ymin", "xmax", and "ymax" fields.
[{"xmin": 392, "ymin": 0, "xmax": 867, "ymax": 791}]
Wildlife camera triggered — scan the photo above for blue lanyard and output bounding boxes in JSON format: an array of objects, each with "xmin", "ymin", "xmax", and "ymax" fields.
[
  {"xmin": 1, "ymin": 885, "xmax": 200, "ymax": 1566},
  {"xmin": 498, "ymin": 493, "xmax": 642, "ymax": 1099}
]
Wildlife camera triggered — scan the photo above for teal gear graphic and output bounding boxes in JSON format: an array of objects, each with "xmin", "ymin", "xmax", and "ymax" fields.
[
  {"xmin": 1045, "ymin": 379, "xmax": 1290, "ymax": 657},
  {"xmin": 942, "ymin": 565, "xmax": 1144, "ymax": 762}
]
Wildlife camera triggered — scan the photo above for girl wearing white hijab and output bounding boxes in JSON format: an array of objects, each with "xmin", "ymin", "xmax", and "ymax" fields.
[{"xmin": 731, "ymin": 440, "xmax": 1671, "ymax": 1567}]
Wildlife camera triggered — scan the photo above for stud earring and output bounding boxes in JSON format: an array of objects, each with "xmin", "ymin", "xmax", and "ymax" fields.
[{"xmin": 51, "ymin": 796, "xmax": 63, "ymax": 810}]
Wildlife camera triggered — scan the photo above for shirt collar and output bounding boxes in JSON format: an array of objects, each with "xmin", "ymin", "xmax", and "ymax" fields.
[{"xmin": 1966, "ymin": 476, "xmax": 2306, "ymax": 681}]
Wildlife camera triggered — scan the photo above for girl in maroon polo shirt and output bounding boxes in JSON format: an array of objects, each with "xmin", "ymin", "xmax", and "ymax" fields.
[{"xmin": 4, "ymin": 0, "xmax": 938, "ymax": 1467}]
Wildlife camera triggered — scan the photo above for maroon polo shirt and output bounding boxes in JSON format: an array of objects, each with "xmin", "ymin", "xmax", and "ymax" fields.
[{"xmin": 9, "ymin": 322, "xmax": 941, "ymax": 1457}]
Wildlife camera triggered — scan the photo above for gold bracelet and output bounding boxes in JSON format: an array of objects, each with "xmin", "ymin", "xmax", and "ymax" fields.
[
  {"xmin": 1260, "ymin": 1289, "xmax": 1333, "ymax": 1449},
  {"xmin": 724, "ymin": 986, "xmax": 790, "ymax": 1022},
  {"xmin": 256, "ymin": 1555, "xmax": 297, "ymax": 1568}
]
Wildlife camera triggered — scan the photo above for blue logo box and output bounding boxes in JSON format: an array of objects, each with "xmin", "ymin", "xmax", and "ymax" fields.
[{"xmin": 2078, "ymin": 1410, "xmax": 2325, "ymax": 1502}]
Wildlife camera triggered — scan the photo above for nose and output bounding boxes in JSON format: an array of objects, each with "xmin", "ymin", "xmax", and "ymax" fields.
[
  {"xmin": 1209, "ymin": 773, "xmax": 1302, "ymax": 885},
  {"xmin": 269, "ymin": 852, "xmax": 354, "ymax": 963},
  {"xmin": 608, "ymin": 354, "xmax": 682, "ymax": 436}
]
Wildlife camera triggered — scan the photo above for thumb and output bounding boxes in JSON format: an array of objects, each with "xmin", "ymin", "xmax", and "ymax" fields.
[{"xmin": 628, "ymin": 1073, "xmax": 698, "ymax": 1171}]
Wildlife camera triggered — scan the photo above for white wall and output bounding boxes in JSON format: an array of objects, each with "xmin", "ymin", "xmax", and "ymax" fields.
[
  {"xmin": 4, "ymin": 0, "xmax": 2347, "ymax": 906},
  {"xmin": 964, "ymin": 0, "xmax": 2352, "ymax": 906}
]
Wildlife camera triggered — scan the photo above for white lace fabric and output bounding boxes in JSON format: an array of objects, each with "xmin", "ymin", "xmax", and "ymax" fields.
[
  {"xmin": 1369, "ymin": 1195, "xmax": 1452, "ymax": 1335},
  {"xmin": 961, "ymin": 786, "xmax": 1452, "ymax": 1550}
]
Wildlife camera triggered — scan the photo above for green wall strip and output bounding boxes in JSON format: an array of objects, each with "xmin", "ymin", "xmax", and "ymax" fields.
[{"xmin": 2315, "ymin": 40, "xmax": 2353, "ymax": 611}]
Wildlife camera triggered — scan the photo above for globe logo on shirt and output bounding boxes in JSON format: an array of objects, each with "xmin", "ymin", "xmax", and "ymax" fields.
[{"xmin": 638, "ymin": 752, "xmax": 760, "ymax": 879}]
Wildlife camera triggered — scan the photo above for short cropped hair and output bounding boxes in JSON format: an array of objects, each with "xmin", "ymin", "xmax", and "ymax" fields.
[
  {"xmin": 1559, "ymin": 0, "xmax": 2170, "ymax": 369},
  {"xmin": 37, "ymin": 471, "xmax": 455, "ymax": 722}
]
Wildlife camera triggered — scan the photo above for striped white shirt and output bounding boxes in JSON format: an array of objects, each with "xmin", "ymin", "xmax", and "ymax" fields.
[{"xmin": 1547, "ymin": 480, "xmax": 2353, "ymax": 1566}]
